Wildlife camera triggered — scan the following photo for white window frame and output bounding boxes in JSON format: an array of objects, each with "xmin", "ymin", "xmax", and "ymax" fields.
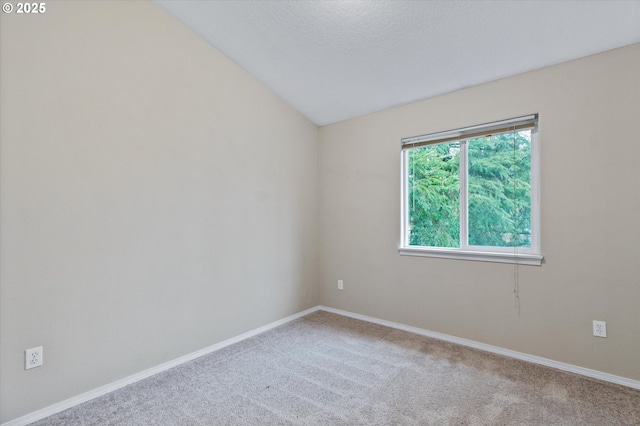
[{"xmin": 399, "ymin": 115, "xmax": 542, "ymax": 265}]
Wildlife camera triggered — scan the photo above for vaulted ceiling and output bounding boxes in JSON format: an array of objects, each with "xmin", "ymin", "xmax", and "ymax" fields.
[{"xmin": 155, "ymin": 1, "xmax": 640, "ymax": 126}]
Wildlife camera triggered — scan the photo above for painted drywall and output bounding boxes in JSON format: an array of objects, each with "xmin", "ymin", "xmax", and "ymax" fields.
[
  {"xmin": 319, "ymin": 44, "xmax": 640, "ymax": 381},
  {"xmin": 0, "ymin": 1, "xmax": 318, "ymax": 422}
]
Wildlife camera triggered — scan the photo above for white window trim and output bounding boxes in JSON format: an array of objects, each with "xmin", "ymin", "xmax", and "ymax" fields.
[
  {"xmin": 399, "ymin": 116, "xmax": 542, "ymax": 266},
  {"xmin": 398, "ymin": 246, "xmax": 543, "ymax": 266}
]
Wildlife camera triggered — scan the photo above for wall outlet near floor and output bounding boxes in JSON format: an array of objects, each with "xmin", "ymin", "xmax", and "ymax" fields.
[
  {"xmin": 593, "ymin": 320, "xmax": 607, "ymax": 338},
  {"xmin": 25, "ymin": 346, "xmax": 43, "ymax": 369},
  {"xmin": 338, "ymin": 280, "xmax": 344, "ymax": 290}
]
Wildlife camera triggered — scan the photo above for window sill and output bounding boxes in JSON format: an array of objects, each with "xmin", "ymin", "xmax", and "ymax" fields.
[{"xmin": 398, "ymin": 247, "xmax": 543, "ymax": 265}]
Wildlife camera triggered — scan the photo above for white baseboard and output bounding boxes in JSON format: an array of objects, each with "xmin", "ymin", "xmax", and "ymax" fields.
[
  {"xmin": 6, "ymin": 304, "xmax": 639, "ymax": 425},
  {"xmin": 1, "ymin": 306, "xmax": 320, "ymax": 426},
  {"xmin": 318, "ymin": 306, "xmax": 640, "ymax": 391}
]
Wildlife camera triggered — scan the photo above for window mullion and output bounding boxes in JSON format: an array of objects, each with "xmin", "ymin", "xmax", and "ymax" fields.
[{"xmin": 459, "ymin": 140, "xmax": 469, "ymax": 250}]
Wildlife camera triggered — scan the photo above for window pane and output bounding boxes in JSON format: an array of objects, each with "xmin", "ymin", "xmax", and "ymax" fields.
[
  {"xmin": 467, "ymin": 131, "xmax": 531, "ymax": 248},
  {"xmin": 407, "ymin": 143, "xmax": 460, "ymax": 248}
]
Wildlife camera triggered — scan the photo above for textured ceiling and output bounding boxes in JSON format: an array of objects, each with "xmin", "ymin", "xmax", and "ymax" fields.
[{"xmin": 154, "ymin": 1, "xmax": 640, "ymax": 126}]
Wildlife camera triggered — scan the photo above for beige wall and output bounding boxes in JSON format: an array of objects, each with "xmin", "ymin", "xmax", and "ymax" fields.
[
  {"xmin": 0, "ymin": 1, "xmax": 318, "ymax": 422},
  {"xmin": 319, "ymin": 44, "xmax": 640, "ymax": 381}
]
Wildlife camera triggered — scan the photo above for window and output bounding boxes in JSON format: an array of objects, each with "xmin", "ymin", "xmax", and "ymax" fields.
[{"xmin": 400, "ymin": 115, "xmax": 542, "ymax": 265}]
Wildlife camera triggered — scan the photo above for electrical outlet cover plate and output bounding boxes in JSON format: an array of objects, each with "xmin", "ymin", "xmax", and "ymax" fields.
[
  {"xmin": 338, "ymin": 280, "xmax": 344, "ymax": 290},
  {"xmin": 593, "ymin": 320, "xmax": 607, "ymax": 338},
  {"xmin": 25, "ymin": 346, "xmax": 43, "ymax": 370}
]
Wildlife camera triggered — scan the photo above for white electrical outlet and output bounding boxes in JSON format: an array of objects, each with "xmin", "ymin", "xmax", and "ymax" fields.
[
  {"xmin": 25, "ymin": 346, "xmax": 43, "ymax": 370},
  {"xmin": 338, "ymin": 280, "xmax": 344, "ymax": 290},
  {"xmin": 593, "ymin": 320, "xmax": 607, "ymax": 338}
]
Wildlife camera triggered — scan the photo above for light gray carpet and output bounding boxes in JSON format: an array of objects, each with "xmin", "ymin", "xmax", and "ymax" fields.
[{"xmin": 32, "ymin": 311, "xmax": 640, "ymax": 425}]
